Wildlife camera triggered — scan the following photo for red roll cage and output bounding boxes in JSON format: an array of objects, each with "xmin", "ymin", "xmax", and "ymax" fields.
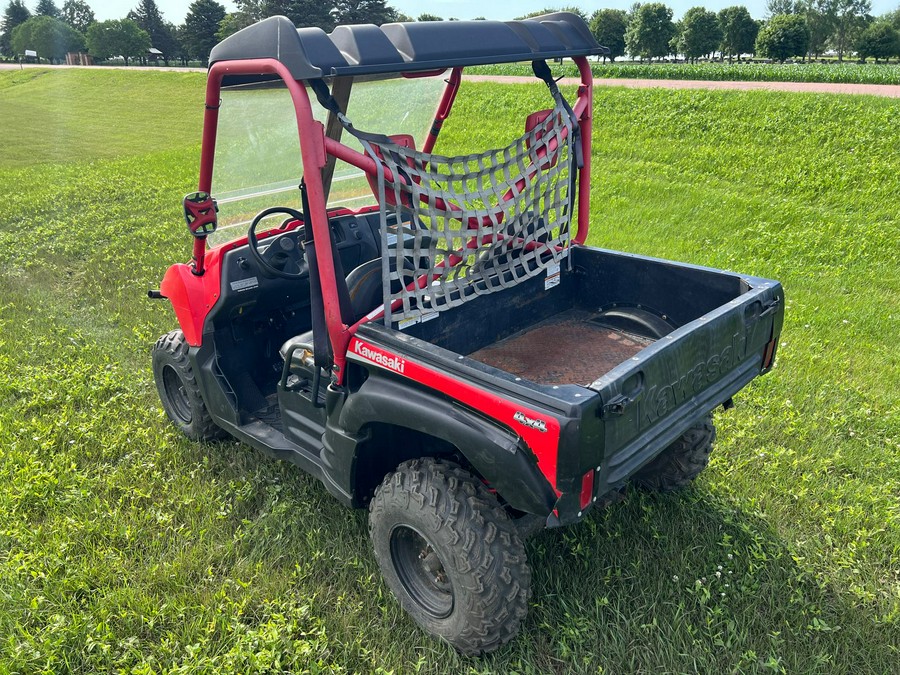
[{"xmin": 191, "ymin": 57, "xmax": 594, "ymax": 385}]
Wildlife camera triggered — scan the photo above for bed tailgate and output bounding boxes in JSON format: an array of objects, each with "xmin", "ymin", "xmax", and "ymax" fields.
[{"xmin": 588, "ymin": 277, "xmax": 784, "ymax": 489}]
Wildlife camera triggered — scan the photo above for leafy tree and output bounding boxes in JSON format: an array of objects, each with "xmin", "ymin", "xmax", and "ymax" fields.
[
  {"xmin": 755, "ymin": 13, "xmax": 809, "ymax": 61},
  {"xmin": 184, "ymin": 0, "xmax": 225, "ymax": 63},
  {"xmin": 173, "ymin": 22, "xmax": 192, "ymax": 65},
  {"xmin": 11, "ymin": 15, "xmax": 84, "ymax": 62},
  {"xmin": 766, "ymin": 0, "xmax": 799, "ymax": 15},
  {"xmin": 61, "ymin": 0, "xmax": 94, "ymax": 33},
  {"xmin": 334, "ymin": 0, "xmax": 395, "ymax": 25},
  {"xmin": 625, "ymin": 2, "xmax": 676, "ymax": 61},
  {"xmin": 677, "ymin": 6, "xmax": 721, "ymax": 60},
  {"xmin": 1, "ymin": 0, "xmax": 31, "ymax": 57},
  {"xmin": 217, "ymin": 0, "xmax": 261, "ymax": 39},
  {"xmin": 262, "ymin": 0, "xmax": 335, "ymax": 30},
  {"xmin": 128, "ymin": 0, "xmax": 178, "ymax": 64},
  {"xmin": 234, "ymin": 0, "xmax": 263, "ymax": 21},
  {"xmin": 516, "ymin": 7, "xmax": 589, "ymax": 21},
  {"xmin": 417, "ymin": 13, "xmax": 442, "ymax": 21},
  {"xmin": 35, "ymin": 0, "xmax": 60, "ymax": 18},
  {"xmin": 882, "ymin": 7, "xmax": 900, "ymax": 30},
  {"xmin": 831, "ymin": 0, "xmax": 871, "ymax": 61},
  {"xmin": 216, "ymin": 11, "xmax": 254, "ymax": 40},
  {"xmin": 718, "ymin": 5, "xmax": 758, "ymax": 61},
  {"xmin": 855, "ymin": 20, "xmax": 900, "ymax": 61},
  {"xmin": 803, "ymin": 0, "xmax": 836, "ymax": 58},
  {"xmin": 86, "ymin": 18, "xmax": 149, "ymax": 65},
  {"xmin": 589, "ymin": 8, "xmax": 628, "ymax": 62}
]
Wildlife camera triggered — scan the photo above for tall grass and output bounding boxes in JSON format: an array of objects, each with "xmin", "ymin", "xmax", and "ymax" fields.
[
  {"xmin": 472, "ymin": 61, "xmax": 900, "ymax": 85},
  {"xmin": 0, "ymin": 70, "xmax": 897, "ymax": 673}
]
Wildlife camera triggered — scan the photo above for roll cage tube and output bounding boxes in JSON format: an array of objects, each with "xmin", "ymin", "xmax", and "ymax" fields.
[
  {"xmin": 320, "ymin": 57, "xmax": 593, "ymax": 241},
  {"xmin": 192, "ymin": 57, "xmax": 592, "ymax": 384},
  {"xmin": 321, "ymin": 57, "xmax": 593, "ymax": 333},
  {"xmin": 573, "ymin": 56, "xmax": 592, "ymax": 246},
  {"xmin": 197, "ymin": 58, "xmax": 351, "ymax": 378},
  {"xmin": 422, "ymin": 67, "xmax": 462, "ymax": 155}
]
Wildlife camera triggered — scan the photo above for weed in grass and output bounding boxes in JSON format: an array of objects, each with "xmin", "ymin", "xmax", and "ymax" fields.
[{"xmin": 0, "ymin": 70, "xmax": 897, "ymax": 673}]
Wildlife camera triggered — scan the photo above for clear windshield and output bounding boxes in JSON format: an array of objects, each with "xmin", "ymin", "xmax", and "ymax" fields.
[{"xmin": 209, "ymin": 73, "xmax": 448, "ymax": 246}]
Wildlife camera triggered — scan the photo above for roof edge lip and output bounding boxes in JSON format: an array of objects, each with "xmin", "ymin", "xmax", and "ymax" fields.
[{"xmin": 208, "ymin": 13, "xmax": 605, "ymax": 83}]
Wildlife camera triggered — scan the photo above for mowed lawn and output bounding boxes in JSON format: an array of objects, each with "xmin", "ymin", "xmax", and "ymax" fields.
[{"xmin": 0, "ymin": 69, "xmax": 897, "ymax": 673}]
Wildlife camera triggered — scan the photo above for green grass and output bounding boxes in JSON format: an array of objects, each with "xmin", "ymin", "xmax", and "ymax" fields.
[
  {"xmin": 473, "ymin": 60, "xmax": 900, "ymax": 85},
  {"xmin": 1, "ymin": 69, "xmax": 898, "ymax": 673},
  {"xmin": 0, "ymin": 69, "xmax": 204, "ymax": 167}
]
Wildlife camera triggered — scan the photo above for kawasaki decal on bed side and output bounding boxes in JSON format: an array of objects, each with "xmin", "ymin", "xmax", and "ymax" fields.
[{"xmin": 347, "ymin": 337, "xmax": 563, "ymax": 491}]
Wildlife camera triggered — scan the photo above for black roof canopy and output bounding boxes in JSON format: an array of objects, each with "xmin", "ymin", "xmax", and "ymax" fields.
[{"xmin": 209, "ymin": 13, "xmax": 606, "ymax": 83}]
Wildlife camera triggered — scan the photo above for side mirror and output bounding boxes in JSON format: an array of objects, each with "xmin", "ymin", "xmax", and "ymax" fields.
[{"xmin": 183, "ymin": 191, "xmax": 218, "ymax": 237}]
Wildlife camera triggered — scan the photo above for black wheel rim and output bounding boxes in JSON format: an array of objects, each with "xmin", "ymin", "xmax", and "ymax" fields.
[
  {"xmin": 161, "ymin": 365, "xmax": 192, "ymax": 424},
  {"xmin": 390, "ymin": 525, "xmax": 454, "ymax": 619}
]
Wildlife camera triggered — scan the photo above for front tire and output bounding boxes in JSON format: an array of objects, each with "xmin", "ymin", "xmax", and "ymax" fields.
[
  {"xmin": 152, "ymin": 330, "xmax": 224, "ymax": 441},
  {"xmin": 369, "ymin": 458, "xmax": 531, "ymax": 655},
  {"xmin": 633, "ymin": 415, "xmax": 716, "ymax": 491}
]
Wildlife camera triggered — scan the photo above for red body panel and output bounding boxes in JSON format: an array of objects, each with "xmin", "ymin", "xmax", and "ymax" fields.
[
  {"xmin": 347, "ymin": 336, "xmax": 562, "ymax": 493},
  {"xmin": 160, "ymin": 248, "xmax": 224, "ymax": 346}
]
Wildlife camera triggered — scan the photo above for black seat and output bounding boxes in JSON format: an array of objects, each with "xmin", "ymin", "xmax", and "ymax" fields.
[
  {"xmin": 280, "ymin": 258, "xmax": 398, "ymax": 371},
  {"xmin": 345, "ymin": 258, "xmax": 384, "ymax": 323}
]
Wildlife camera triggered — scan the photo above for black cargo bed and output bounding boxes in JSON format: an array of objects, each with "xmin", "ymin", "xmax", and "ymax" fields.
[{"xmin": 468, "ymin": 309, "xmax": 654, "ymax": 385}]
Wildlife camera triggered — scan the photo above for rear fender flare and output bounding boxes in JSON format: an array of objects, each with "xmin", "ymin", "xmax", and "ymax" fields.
[{"xmin": 339, "ymin": 373, "xmax": 557, "ymax": 515}]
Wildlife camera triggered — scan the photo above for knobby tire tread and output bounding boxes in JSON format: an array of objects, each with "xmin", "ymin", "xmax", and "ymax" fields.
[
  {"xmin": 369, "ymin": 458, "xmax": 531, "ymax": 655},
  {"xmin": 633, "ymin": 416, "xmax": 716, "ymax": 492},
  {"xmin": 153, "ymin": 330, "xmax": 225, "ymax": 442}
]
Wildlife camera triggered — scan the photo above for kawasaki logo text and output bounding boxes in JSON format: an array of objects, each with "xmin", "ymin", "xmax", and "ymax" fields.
[
  {"xmin": 642, "ymin": 333, "xmax": 745, "ymax": 426},
  {"xmin": 352, "ymin": 341, "xmax": 406, "ymax": 374}
]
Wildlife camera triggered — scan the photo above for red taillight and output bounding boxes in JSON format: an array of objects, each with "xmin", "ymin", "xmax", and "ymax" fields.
[
  {"xmin": 579, "ymin": 469, "xmax": 595, "ymax": 510},
  {"xmin": 761, "ymin": 338, "xmax": 778, "ymax": 370}
]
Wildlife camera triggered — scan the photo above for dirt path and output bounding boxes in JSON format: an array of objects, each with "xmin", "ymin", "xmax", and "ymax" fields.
[
  {"xmin": 0, "ymin": 63, "xmax": 207, "ymax": 73},
  {"xmin": 465, "ymin": 74, "xmax": 900, "ymax": 98}
]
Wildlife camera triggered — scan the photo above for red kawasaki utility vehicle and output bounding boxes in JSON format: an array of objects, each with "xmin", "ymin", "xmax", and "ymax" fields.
[{"xmin": 150, "ymin": 13, "xmax": 784, "ymax": 653}]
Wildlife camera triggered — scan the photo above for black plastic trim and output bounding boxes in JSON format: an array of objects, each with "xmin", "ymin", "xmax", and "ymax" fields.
[
  {"xmin": 337, "ymin": 372, "xmax": 558, "ymax": 515},
  {"xmin": 209, "ymin": 13, "xmax": 605, "ymax": 84}
]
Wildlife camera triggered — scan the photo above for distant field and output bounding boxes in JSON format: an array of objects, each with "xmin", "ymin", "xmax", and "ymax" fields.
[
  {"xmin": 0, "ymin": 69, "xmax": 898, "ymax": 673},
  {"xmin": 0, "ymin": 69, "xmax": 204, "ymax": 167},
  {"xmin": 473, "ymin": 60, "xmax": 900, "ymax": 85}
]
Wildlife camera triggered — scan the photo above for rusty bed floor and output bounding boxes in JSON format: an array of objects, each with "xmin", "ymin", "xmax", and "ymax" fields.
[{"xmin": 468, "ymin": 309, "xmax": 655, "ymax": 386}]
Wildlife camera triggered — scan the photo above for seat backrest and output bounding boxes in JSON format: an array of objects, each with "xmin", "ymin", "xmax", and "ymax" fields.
[
  {"xmin": 346, "ymin": 259, "xmax": 382, "ymax": 323},
  {"xmin": 346, "ymin": 256, "xmax": 418, "ymax": 323}
]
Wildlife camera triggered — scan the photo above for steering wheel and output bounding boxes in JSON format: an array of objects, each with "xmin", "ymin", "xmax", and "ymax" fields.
[{"xmin": 247, "ymin": 207, "xmax": 306, "ymax": 279}]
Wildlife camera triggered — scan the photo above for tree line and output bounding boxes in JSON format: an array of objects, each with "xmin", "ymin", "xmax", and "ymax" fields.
[
  {"xmin": 0, "ymin": 0, "xmax": 408, "ymax": 65},
  {"xmin": 582, "ymin": 1, "xmax": 900, "ymax": 64},
  {"xmin": 2, "ymin": 0, "xmax": 900, "ymax": 66}
]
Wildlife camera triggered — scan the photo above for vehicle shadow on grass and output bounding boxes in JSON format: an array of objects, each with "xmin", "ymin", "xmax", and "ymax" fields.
[
  {"xmin": 185, "ymin": 443, "xmax": 896, "ymax": 673},
  {"xmin": 508, "ymin": 487, "xmax": 896, "ymax": 674}
]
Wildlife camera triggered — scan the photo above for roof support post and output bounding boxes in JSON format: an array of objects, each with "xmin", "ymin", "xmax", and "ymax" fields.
[
  {"xmin": 321, "ymin": 76, "xmax": 353, "ymax": 202},
  {"xmin": 205, "ymin": 59, "xmax": 351, "ymax": 381},
  {"xmin": 573, "ymin": 56, "xmax": 593, "ymax": 245}
]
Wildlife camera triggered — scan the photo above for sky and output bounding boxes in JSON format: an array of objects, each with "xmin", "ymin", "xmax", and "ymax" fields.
[{"xmin": 87, "ymin": 0, "xmax": 899, "ymax": 26}]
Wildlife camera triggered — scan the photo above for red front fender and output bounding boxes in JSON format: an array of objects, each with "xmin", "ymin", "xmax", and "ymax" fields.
[{"xmin": 159, "ymin": 249, "xmax": 223, "ymax": 346}]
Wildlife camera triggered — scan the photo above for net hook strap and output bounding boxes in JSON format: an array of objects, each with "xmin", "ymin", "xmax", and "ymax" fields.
[{"xmin": 530, "ymin": 60, "xmax": 583, "ymax": 170}]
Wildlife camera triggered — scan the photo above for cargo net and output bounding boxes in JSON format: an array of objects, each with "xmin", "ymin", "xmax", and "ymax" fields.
[{"xmin": 364, "ymin": 102, "xmax": 574, "ymax": 327}]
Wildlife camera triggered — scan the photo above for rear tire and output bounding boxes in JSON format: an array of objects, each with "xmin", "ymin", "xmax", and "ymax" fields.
[
  {"xmin": 152, "ymin": 330, "xmax": 225, "ymax": 442},
  {"xmin": 633, "ymin": 415, "xmax": 716, "ymax": 491},
  {"xmin": 369, "ymin": 458, "xmax": 531, "ymax": 655}
]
